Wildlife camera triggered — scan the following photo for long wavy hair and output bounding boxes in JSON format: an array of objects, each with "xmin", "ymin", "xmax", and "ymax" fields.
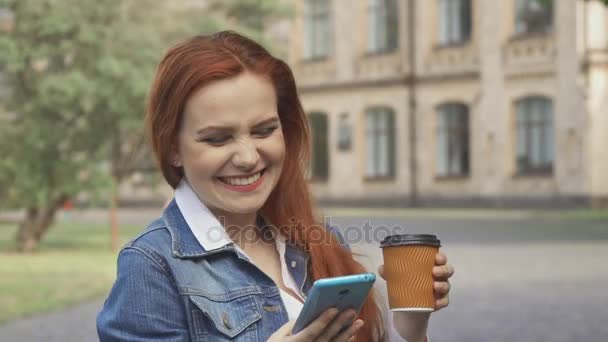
[{"xmin": 145, "ymin": 31, "xmax": 384, "ymax": 341}]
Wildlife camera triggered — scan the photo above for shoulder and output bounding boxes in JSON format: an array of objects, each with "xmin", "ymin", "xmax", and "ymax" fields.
[
  {"xmin": 119, "ymin": 218, "xmax": 174, "ymax": 268},
  {"xmin": 123, "ymin": 218, "xmax": 171, "ymax": 251}
]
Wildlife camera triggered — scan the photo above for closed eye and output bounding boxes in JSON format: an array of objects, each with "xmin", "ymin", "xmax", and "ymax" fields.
[
  {"xmin": 254, "ymin": 126, "xmax": 279, "ymax": 137},
  {"xmin": 202, "ymin": 136, "xmax": 231, "ymax": 145},
  {"xmin": 200, "ymin": 125, "xmax": 279, "ymax": 146}
]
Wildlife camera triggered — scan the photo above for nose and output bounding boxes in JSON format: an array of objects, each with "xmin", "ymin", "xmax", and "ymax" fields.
[{"xmin": 231, "ymin": 137, "xmax": 260, "ymax": 171}]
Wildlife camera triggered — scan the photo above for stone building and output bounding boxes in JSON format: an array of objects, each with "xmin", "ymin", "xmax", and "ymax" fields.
[{"xmin": 287, "ymin": 0, "xmax": 608, "ymax": 207}]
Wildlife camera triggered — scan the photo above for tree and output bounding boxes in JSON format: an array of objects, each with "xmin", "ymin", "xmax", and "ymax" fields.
[{"xmin": 0, "ymin": 0, "xmax": 290, "ymax": 252}]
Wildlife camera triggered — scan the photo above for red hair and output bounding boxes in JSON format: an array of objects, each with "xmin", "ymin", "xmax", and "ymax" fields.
[{"xmin": 145, "ymin": 31, "xmax": 384, "ymax": 341}]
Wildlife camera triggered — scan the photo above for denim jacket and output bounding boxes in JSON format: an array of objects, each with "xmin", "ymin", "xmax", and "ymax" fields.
[{"xmin": 96, "ymin": 199, "xmax": 349, "ymax": 341}]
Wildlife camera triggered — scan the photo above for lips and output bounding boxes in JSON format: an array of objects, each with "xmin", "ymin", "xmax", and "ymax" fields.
[
  {"xmin": 216, "ymin": 168, "xmax": 267, "ymax": 193},
  {"xmin": 217, "ymin": 168, "xmax": 266, "ymax": 186}
]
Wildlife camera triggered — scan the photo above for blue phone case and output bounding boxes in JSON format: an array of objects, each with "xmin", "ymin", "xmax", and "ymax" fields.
[{"xmin": 291, "ymin": 272, "xmax": 376, "ymax": 335}]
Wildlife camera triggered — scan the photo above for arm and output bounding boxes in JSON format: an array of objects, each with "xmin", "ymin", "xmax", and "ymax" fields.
[
  {"xmin": 379, "ymin": 252, "xmax": 454, "ymax": 342},
  {"xmin": 96, "ymin": 247, "xmax": 189, "ymax": 342},
  {"xmin": 328, "ymin": 225, "xmax": 429, "ymax": 341},
  {"xmin": 392, "ymin": 312, "xmax": 430, "ymax": 342},
  {"xmin": 328, "ymin": 226, "xmax": 438, "ymax": 342}
]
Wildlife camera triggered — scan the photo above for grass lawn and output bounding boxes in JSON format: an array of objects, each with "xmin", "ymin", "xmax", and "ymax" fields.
[{"xmin": 0, "ymin": 218, "xmax": 143, "ymax": 324}]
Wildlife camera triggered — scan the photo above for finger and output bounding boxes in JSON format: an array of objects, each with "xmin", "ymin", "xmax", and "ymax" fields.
[
  {"xmin": 333, "ymin": 319, "xmax": 365, "ymax": 342},
  {"xmin": 435, "ymin": 295, "xmax": 450, "ymax": 311},
  {"xmin": 275, "ymin": 320, "xmax": 296, "ymax": 337},
  {"xmin": 432, "ymin": 264, "xmax": 455, "ymax": 280},
  {"xmin": 433, "ymin": 281, "xmax": 451, "ymax": 297},
  {"xmin": 435, "ymin": 252, "xmax": 447, "ymax": 265},
  {"xmin": 377, "ymin": 265, "xmax": 385, "ymax": 279},
  {"xmin": 295, "ymin": 308, "xmax": 339, "ymax": 340},
  {"xmin": 317, "ymin": 309, "xmax": 357, "ymax": 342}
]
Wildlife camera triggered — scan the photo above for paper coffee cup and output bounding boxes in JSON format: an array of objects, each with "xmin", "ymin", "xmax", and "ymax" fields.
[{"xmin": 380, "ymin": 234, "xmax": 441, "ymax": 312}]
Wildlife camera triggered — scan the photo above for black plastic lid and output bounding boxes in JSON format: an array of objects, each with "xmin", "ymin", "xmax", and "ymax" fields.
[{"xmin": 379, "ymin": 234, "xmax": 441, "ymax": 248}]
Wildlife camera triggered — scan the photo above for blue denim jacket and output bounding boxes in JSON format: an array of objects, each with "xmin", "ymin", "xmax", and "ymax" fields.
[{"xmin": 96, "ymin": 199, "xmax": 349, "ymax": 341}]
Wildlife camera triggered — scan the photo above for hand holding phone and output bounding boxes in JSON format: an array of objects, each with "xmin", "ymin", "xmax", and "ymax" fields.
[
  {"xmin": 267, "ymin": 308, "xmax": 364, "ymax": 342},
  {"xmin": 291, "ymin": 273, "xmax": 376, "ymax": 335}
]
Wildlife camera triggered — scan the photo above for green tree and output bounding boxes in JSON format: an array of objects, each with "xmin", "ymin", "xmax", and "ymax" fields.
[{"xmin": 0, "ymin": 0, "xmax": 289, "ymax": 252}]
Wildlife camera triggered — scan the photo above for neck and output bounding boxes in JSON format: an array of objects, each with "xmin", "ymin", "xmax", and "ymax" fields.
[{"xmin": 210, "ymin": 209, "xmax": 270, "ymax": 249}]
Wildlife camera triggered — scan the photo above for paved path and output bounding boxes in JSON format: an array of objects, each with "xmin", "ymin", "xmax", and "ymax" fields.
[
  {"xmin": 1, "ymin": 212, "xmax": 607, "ymax": 341},
  {"xmin": 0, "ymin": 299, "xmax": 103, "ymax": 342}
]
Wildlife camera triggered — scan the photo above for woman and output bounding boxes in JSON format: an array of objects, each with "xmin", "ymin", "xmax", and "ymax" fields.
[{"xmin": 97, "ymin": 31, "xmax": 454, "ymax": 342}]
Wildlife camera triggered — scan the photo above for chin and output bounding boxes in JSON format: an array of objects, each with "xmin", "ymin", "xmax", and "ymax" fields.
[{"xmin": 223, "ymin": 198, "xmax": 266, "ymax": 215}]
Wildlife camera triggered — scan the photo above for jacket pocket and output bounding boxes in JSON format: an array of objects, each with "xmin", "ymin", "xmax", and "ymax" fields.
[{"xmin": 189, "ymin": 293, "xmax": 262, "ymax": 340}]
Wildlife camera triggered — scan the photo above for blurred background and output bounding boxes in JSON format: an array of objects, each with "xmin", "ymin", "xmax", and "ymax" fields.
[{"xmin": 0, "ymin": 0, "xmax": 607, "ymax": 341}]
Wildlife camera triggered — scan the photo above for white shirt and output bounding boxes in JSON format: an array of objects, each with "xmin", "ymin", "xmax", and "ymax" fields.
[{"xmin": 174, "ymin": 180, "xmax": 304, "ymax": 320}]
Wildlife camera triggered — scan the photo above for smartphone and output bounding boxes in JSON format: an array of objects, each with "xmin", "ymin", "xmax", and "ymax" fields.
[{"xmin": 291, "ymin": 272, "xmax": 376, "ymax": 335}]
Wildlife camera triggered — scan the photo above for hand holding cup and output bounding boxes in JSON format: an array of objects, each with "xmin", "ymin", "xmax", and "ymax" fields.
[{"xmin": 378, "ymin": 234, "xmax": 454, "ymax": 312}]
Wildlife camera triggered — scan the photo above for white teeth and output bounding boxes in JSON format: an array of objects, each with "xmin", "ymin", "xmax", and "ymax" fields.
[{"xmin": 221, "ymin": 172, "xmax": 261, "ymax": 186}]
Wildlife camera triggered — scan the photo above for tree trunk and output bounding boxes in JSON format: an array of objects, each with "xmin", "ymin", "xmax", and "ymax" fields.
[{"xmin": 15, "ymin": 194, "xmax": 68, "ymax": 253}]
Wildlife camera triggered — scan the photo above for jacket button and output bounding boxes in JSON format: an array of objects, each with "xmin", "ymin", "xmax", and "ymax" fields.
[
  {"xmin": 291, "ymin": 261, "xmax": 297, "ymax": 268},
  {"xmin": 221, "ymin": 312, "xmax": 232, "ymax": 330}
]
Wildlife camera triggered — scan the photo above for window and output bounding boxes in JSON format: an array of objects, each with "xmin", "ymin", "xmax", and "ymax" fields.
[
  {"xmin": 515, "ymin": 97, "xmax": 553, "ymax": 175},
  {"xmin": 437, "ymin": 0, "xmax": 472, "ymax": 46},
  {"xmin": 368, "ymin": 0, "xmax": 399, "ymax": 53},
  {"xmin": 436, "ymin": 103, "xmax": 470, "ymax": 177},
  {"xmin": 515, "ymin": 0, "xmax": 553, "ymax": 35},
  {"xmin": 308, "ymin": 112, "xmax": 329, "ymax": 180},
  {"xmin": 365, "ymin": 108, "xmax": 396, "ymax": 178},
  {"xmin": 337, "ymin": 113, "xmax": 352, "ymax": 151},
  {"xmin": 303, "ymin": 0, "xmax": 332, "ymax": 60}
]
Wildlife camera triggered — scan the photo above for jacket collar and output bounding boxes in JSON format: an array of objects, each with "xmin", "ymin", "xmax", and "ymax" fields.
[
  {"xmin": 162, "ymin": 198, "xmax": 221, "ymax": 259},
  {"xmin": 161, "ymin": 182, "xmax": 310, "ymax": 263},
  {"xmin": 161, "ymin": 181, "xmax": 313, "ymax": 296}
]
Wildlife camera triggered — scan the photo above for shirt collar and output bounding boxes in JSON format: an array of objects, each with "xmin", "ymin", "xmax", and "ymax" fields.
[
  {"xmin": 174, "ymin": 179, "xmax": 234, "ymax": 251},
  {"xmin": 174, "ymin": 180, "xmax": 290, "ymax": 253}
]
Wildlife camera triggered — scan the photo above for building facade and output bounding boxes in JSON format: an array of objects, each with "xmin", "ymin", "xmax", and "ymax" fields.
[{"xmin": 288, "ymin": 0, "xmax": 608, "ymax": 207}]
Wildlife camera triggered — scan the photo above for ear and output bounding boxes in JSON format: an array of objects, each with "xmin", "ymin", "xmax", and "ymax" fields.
[
  {"xmin": 171, "ymin": 146, "xmax": 182, "ymax": 167},
  {"xmin": 172, "ymin": 156, "xmax": 182, "ymax": 167}
]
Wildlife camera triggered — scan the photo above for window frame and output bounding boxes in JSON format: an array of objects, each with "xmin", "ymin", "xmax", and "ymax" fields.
[
  {"xmin": 437, "ymin": 0, "xmax": 472, "ymax": 47},
  {"xmin": 303, "ymin": 0, "xmax": 332, "ymax": 61},
  {"xmin": 436, "ymin": 103, "xmax": 471, "ymax": 178},
  {"xmin": 367, "ymin": 0, "xmax": 399, "ymax": 54},
  {"xmin": 308, "ymin": 112, "xmax": 330, "ymax": 182},
  {"xmin": 514, "ymin": 96, "xmax": 554, "ymax": 176},
  {"xmin": 364, "ymin": 107, "xmax": 396, "ymax": 180},
  {"xmin": 513, "ymin": 0, "xmax": 554, "ymax": 37}
]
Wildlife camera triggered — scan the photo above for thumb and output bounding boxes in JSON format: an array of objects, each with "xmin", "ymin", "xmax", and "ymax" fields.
[
  {"xmin": 377, "ymin": 264, "xmax": 385, "ymax": 279},
  {"xmin": 277, "ymin": 320, "xmax": 296, "ymax": 336}
]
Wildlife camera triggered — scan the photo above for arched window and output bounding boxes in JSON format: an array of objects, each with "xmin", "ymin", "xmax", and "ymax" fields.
[
  {"xmin": 308, "ymin": 112, "xmax": 329, "ymax": 180},
  {"xmin": 515, "ymin": 96, "xmax": 553, "ymax": 174},
  {"xmin": 365, "ymin": 107, "xmax": 396, "ymax": 178},
  {"xmin": 437, "ymin": 103, "xmax": 470, "ymax": 177}
]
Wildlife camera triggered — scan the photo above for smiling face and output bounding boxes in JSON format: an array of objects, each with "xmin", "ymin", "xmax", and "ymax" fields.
[{"xmin": 175, "ymin": 71, "xmax": 285, "ymax": 220}]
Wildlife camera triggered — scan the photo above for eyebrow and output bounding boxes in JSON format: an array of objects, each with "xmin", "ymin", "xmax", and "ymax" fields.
[{"xmin": 196, "ymin": 116, "xmax": 280, "ymax": 136}]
